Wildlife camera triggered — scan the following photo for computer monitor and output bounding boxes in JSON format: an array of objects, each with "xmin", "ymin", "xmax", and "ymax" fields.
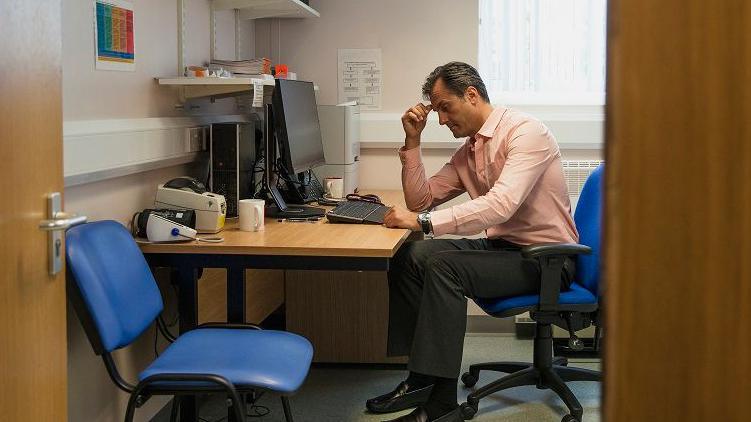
[
  {"xmin": 271, "ymin": 79, "xmax": 326, "ymax": 176},
  {"xmin": 263, "ymin": 103, "xmax": 325, "ymax": 219}
]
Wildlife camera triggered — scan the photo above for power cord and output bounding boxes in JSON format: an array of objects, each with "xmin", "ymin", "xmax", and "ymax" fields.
[
  {"xmin": 173, "ymin": 231, "xmax": 225, "ymax": 243},
  {"xmin": 201, "ymin": 391, "xmax": 271, "ymax": 421}
]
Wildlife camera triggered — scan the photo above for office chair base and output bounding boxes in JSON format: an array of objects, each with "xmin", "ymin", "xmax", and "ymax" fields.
[
  {"xmin": 460, "ymin": 321, "xmax": 599, "ymax": 421},
  {"xmin": 461, "ymin": 356, "xmax": 569, "ymax": 388},
  {"xmin": 460, "ymin": 364, "xmax": 599, "ymax": 421}
]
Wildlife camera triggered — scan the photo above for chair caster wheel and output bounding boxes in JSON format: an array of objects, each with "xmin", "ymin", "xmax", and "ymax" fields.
[
  {"xmin": 460, "ymin": 402, "xmax": 477, "ymax": 420},
  {"xmin": 461, "ymin": 372, "xmax": 478, "ymax": 388},
  {"xmin": 569, "ymin": 336, "xmax": 585, "ymax": 351},
  {"xmin": 562, "ymin": 415, "xmax": 580, "ymax": 422}
]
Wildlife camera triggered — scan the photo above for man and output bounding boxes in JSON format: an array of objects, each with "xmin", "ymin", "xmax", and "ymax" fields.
[{"xmin": 367, "ymin": 62, "xmax": 578, "ymax": 422}]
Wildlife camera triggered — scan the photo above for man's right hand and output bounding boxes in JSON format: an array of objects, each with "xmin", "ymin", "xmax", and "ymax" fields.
[{"xmin": 401, "ymin": 103, "xmax": 432, "ymax": 150}]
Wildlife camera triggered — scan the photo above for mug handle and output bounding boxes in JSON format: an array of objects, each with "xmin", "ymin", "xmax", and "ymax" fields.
[{"xmin": 253, "ymin": 205, "xmax": 260, "ymax": 231}]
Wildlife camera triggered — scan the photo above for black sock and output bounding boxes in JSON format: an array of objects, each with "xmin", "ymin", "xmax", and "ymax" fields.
[
  {"xmin": 423, "ymin": 377, "xmax": 458, "ymax": 420},
  {"xmin": 405, "ymin": 371, "xmax": 436, "ymax": 390}
]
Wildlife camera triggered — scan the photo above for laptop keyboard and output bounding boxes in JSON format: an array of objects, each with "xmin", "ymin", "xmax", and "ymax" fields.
[{"xmin": 327, "ymin": 200, "xmax": 387, "ymax": 223}]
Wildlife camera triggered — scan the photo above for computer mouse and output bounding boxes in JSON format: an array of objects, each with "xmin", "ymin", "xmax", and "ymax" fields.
[{"xmin": 163, "ymin": 176, "xmax": 207, "ymax": 194}]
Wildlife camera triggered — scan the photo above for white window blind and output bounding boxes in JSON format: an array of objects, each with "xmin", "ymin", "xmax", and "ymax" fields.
[{"xmin": 478, "ymin": 0, "xmax": 607, "ymax": 105}]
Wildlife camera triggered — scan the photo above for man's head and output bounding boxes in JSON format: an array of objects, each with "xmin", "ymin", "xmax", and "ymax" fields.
[{"xmin": 422, "ymin": 62, "xmax": 492, "ymax": 138}]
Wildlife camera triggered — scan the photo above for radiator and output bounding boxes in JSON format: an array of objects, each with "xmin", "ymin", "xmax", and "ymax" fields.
[{"xmin": 562, "ymin": 159, "xmax": 604, "ymax": 210}]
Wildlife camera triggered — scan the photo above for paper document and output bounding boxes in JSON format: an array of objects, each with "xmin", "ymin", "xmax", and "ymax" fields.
[
  {"xmin": 338, "ymin": 49, "xmax": 382, "ymax": 111},
  {"xmin": 252, "ymin": 81, "xmax": 264, "ymax": 108}
]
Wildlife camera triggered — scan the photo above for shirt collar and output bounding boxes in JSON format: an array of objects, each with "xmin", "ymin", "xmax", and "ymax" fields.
[
  {"xmin": 475, "ymin": 107, "xmax": 506, "ymax": 140},
  {"xmin": 470, "ymin": 107, "xmax": 507, "ymax": 149}
]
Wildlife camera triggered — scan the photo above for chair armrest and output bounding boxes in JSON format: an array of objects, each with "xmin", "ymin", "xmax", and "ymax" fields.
[
  {"xmin": 523, "ymin": 243, "xmax": 589, "ymax": 312},
  {"xmin": 521, "ymin": 243, "xmax": 591, "ymax": 259}
]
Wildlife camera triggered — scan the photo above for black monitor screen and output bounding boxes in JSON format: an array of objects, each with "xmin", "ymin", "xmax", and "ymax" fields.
[{"xmin": 272, "ymin": 79, "xmax": 326, "ymax": 175}]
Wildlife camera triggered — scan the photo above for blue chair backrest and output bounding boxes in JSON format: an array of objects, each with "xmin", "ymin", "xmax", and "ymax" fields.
[
  {"xmin": 573, "ymin": 164, "xmax": 603, "ymax": 296},
  {"xmin": 66, "ymin": 220, "xmax": 164, "ymax": 353}
]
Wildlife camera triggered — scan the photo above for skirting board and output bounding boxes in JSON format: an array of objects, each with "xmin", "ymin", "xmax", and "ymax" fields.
[{"xmin": 63, "ymin": 115, "xmax": 253, "ymax": 187}]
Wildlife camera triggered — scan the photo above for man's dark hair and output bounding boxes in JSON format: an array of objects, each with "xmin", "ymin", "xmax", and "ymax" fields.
[{"xmin": 422, "ymin": 61, "xmax": 490, "ymax": 103}]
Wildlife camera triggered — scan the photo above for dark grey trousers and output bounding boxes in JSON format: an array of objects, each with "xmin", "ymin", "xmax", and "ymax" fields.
[{"xmin": 386, "ymin": 238, "xmax": 575, "ymax": 379}]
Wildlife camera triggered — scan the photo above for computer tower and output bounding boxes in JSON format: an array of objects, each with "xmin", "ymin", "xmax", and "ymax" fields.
[
  {"xmin": 313, "ymin": 104, "xmax": 360, "ymax": 195},
  {"xmin": 209, "ymin": 122, "xmax": 258, "ymax": 217}
]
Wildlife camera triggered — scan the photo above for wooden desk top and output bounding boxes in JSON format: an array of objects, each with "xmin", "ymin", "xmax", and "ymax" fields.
[{"xmin": 139, "ymin": 190, "xmax": 412, "ymax": 258}]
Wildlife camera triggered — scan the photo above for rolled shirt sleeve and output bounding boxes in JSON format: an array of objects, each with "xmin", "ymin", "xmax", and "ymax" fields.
[{"xmin": 399, "ymin": 145, "xmax": 465, "ymax": 212}]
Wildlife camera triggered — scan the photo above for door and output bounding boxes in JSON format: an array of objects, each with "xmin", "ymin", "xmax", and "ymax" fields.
[
  {"xmin": 605, "ymin": 0, "xmax": 751, "ymax": 420},
  {"xmin": 0, "ymin": 0, "xmax": 67, "ymax": 420}
]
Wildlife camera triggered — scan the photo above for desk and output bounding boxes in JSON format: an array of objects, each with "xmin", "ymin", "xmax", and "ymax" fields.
[
  {"xmin": 140, "ymin": 191, "xmax": 410, "ymax": 421},
  {"xmin": 139, "ymin": 190, "xmax": 411, "ymax": 334}
]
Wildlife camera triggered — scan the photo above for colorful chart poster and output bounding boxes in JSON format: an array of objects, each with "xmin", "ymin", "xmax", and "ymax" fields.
[{"xmin": 94, "ymin": 0, "xmax": 135, "ymax": 71}]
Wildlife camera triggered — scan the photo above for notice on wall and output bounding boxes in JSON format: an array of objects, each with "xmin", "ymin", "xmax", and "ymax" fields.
[
  {"xmin": 94, "ymin": 0, "xmax": 135, "ymax": 71},
  {"xmin": 338, "ymin": 49, "xmax": 382, "ymax": 110}
]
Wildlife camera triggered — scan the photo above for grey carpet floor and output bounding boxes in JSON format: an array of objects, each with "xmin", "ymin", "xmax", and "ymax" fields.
[{"xmin": 152, "ymin": 335, "xmax": 601, "ymax": 422}]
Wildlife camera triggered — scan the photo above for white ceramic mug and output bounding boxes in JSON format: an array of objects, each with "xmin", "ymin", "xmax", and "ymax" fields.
[
  {"xmin": 325, "ymin": 177, "xmax": 344, "ymax": 199},
  {"xmin": 238, "ymin": 199, "xmax": 265, "ymax": 232}
]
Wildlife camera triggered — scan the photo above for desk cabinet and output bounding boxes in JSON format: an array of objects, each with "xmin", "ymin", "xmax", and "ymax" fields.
[
  {"xmin": 286, "ymin": 270, "xmax": 407, "ymax": 364},
  {"xmin": 198, "ymin": 268, "xmax": 284, "ymax": 324},
  {"xmin": 198, "ymin": 268, "xmax": 405, "ymax": 364}
]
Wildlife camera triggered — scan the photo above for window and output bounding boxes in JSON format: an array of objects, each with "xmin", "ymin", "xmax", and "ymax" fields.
[{"xmin": 478, "ymin": 0, "xmax": 607, "ymax": 105}]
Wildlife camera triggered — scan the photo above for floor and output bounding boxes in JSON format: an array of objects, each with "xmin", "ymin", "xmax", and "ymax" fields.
[{"xmin": 152, "ymin": 335, "xmax": 601, "ymax": 422}]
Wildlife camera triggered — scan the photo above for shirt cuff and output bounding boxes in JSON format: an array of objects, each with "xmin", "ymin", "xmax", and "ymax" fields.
[
  {"xmin": 398, "ymin": 146, "xmax": 423, "ymax": 169},
  {"xmin": 429, "ymin": 208, "xmax": 455, "ymax": 237}
]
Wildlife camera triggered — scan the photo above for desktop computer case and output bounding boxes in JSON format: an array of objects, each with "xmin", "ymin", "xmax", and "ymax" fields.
[
  {"xmin": 209, "ymin": 122, "xmax": 257, "ymax": 217},
  {"xmin": 314, "ymin": 104, "xmax": 360, "ymax": 195}
]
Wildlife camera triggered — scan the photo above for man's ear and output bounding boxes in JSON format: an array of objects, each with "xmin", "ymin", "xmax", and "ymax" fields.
[{"xmin": 465, "ymin": 86, "xmax": 480, "ymax": 105}]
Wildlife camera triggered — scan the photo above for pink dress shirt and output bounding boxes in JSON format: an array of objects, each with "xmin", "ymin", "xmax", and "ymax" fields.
[{"xmin": 399, "ymin": 107, "xmax": 578, "ymax": 246}]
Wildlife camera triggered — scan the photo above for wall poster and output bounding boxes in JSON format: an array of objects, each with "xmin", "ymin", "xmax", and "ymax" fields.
[
  {"xmin": 94, "ymin": 0, "xmax": 135, "ymax": 71},
  {"xmin": 338, "ymin": 49, "xmax": 382, "ymax": 110}
]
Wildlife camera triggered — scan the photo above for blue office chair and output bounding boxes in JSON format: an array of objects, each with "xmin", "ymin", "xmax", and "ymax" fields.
[
  {"xmin": 460, "ymin": 165, "xmax": 603, "ymax": 422},
  {"xmin": 66, "ymin": 220, "xmax": 313, "ymax": 422}
]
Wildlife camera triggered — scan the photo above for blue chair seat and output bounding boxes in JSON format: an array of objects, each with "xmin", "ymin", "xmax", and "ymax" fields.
[
  {"xmin": 475, "ymin": 282, "xmax": 597, "ymax": 317},
  {"xmin": 140, "ymin": 328, "xmax": 313, "ymax": 394}
]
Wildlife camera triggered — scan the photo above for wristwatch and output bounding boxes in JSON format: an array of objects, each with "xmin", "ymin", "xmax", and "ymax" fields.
[{"xmin": 416, "ymin": 211, "xmax": 433, "ymax": 235}]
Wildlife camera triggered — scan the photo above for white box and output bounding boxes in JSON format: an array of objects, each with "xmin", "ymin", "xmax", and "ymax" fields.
[{"xmin": 317, "ymin": 104, "xmax": 360, "ymax": 165}]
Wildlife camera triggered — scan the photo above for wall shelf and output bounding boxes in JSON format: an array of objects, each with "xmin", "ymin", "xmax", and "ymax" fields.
[
  {"xmin": 212, "ymin": 0, "xmax": 320, "ymax": 20},
  {"xmin": 156, "ymin": 76, "xmax": 275, "ymax": 101},
  {"xmin": 156, "ymin": 76, "xmax": 318, "ymax": 102}
]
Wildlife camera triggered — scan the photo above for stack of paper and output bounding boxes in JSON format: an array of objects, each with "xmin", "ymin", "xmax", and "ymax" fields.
[{"xmin": 210, "ymin": 58, "xmax": 271, "ymax": 76}]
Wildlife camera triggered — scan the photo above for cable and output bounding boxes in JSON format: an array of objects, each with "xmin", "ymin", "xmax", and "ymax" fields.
[{"xmin": 173, "ymin": 231, "xmax": 225, "ymax": 243}]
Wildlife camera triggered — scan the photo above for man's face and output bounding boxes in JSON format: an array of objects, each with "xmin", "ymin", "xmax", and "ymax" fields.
[{"xmin": 429, "ymin": 78, "xmax": 475, "ymax": 138}]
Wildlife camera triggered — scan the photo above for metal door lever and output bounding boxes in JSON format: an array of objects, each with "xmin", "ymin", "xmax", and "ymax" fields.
[
  {"xmin": 39, "ymin": 193, "xmax": 88, "ymax": 274},
  {"xmin": 39, "ymin": 212, "xmax": 88, "ymax": 231}
]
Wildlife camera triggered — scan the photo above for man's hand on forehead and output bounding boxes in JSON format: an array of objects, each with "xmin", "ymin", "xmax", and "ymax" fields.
[{"xmin": 417, "ymin": 103, "xmax": 432, "ymax": 113}]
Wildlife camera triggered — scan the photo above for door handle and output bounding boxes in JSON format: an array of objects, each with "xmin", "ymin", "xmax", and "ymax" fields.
[
  {"xmin": 39, "ymin": 193, "xmax": 88, "ymax": 275},
  {"xmin": 38, "ymin": 212, "xmax": 88, "ymax": 231}
]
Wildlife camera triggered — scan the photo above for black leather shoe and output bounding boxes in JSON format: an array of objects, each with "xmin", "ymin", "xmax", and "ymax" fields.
[
  {"xmin": 366, "ymin": 382, "xmax": 433, "ymax": 414},
  {"xmin": 381, "ymin": 406, "xmax": 463, "ymax": 422}
]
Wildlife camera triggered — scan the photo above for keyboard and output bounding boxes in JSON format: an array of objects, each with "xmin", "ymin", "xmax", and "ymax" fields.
[{"xmin": 326, "ymin": 200, "xmax": 389, "ymax": 224}]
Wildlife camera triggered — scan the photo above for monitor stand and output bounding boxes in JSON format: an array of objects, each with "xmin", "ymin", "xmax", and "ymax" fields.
[{"xmin": 266, "ymin": 204, "xmax": 325, "ymax": 219}]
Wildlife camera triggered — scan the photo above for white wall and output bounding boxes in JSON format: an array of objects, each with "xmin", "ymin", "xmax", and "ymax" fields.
[
  {"xmin": 253, "ymin": 0, "xmax": 603, "ymax": 189},
  {"xmin": 62, "ymin": 1, "xmax": 251, "ymax": 421},
  {"xmin": 63, "ymin": 0, "xmax": 254, "ymax": 120},
  {"xmin": 255, "ymin": 0, "xmax": 477, "ymax": 111}
]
